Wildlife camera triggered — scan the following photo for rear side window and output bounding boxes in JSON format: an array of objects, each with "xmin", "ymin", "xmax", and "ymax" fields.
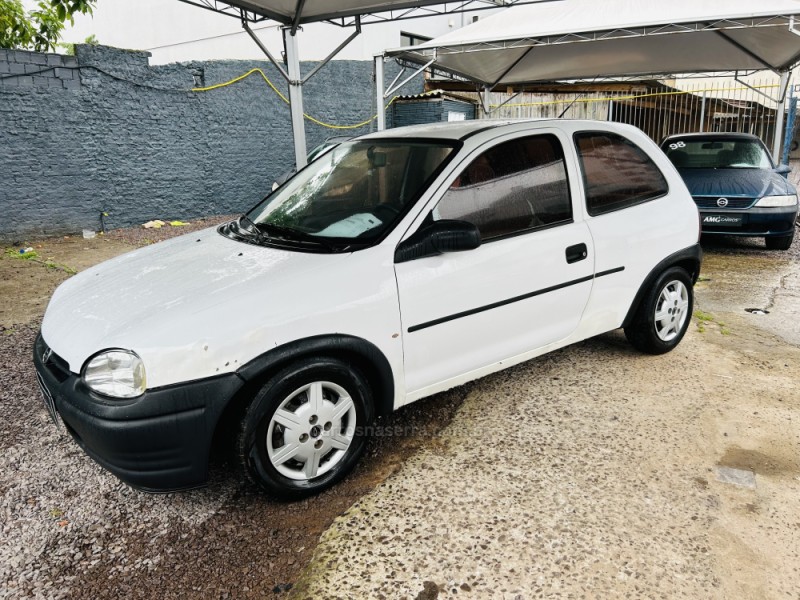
[
  {"xmin": 575, "ymin": 132, "xmax": 668, "ymax": 216},
  {"xmin": 433, "ymin": 134, "xmax": 572, "ymax": 241}
]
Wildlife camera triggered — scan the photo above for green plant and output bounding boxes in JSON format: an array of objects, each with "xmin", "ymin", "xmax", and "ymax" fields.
[
  {"xmin": 693, "ymin": 310, "xmax": 714, "ymax": 322},
  {"xmin": 58, "ymin": 32, "xmax": 98, "ymax": 55},
  {"xmin": 5, "ymin": 247, "xmax": 76, "ymax": 274},
  {"xmin": 1, "ymin": 0, "xmax": 96, "ymax": 53},
  {"xmin": 692, "ymin": 309, "xmax": 732, "ymax": 336}
]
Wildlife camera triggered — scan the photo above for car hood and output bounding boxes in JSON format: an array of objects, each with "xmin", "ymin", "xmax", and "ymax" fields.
[
  {"xmin": 41, "ymin": 226, "xmax": 350, "ymax": 382},
  {"xmin": 677, "ymin": 167, "xmax": 792, "ymax": 198}
]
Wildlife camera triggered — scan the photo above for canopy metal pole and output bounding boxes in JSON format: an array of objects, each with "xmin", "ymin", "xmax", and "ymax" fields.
[
  {"xmin": 773, "ymin": 71, "xmax": 791, "ymax": 161},
  {"xmin": 699, "ymin": 92, "xmax": 706, "ymax": 132},
  {"xmin": 375, "ymin": 55, "xmax": 386, "ymax": 131},
  {"xmin": 283, "ymin": 26, "xmax": 308, "ymax": 168},
  {"xmin": 481, "ymin": 86, "xmax": 491, "ymax": 116}
]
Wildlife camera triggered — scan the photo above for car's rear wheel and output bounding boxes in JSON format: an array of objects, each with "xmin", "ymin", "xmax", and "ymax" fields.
[
  {"xmin": 237, "ymin": 357, "xmax": 373, "ymax": 499},
  {"xmin": 625, "ymin": 267, "xmax": 694, "ymax": 355},
  {"xmin": 765, "ymin": 232, "xmax": 794, "ymax": 251}
]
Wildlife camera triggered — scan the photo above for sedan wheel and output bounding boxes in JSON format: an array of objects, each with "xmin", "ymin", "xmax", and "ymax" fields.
[
  {"xmin": 237, "ymin": 358, "xmax": 373, "ymax": 499},
  {"xmin": 266, "ymin": 381, "xmax": 356, "ymax": 481},
  {"xmin": 625, "ymin": 266, "xmax": 694, "ymax": 355},
  {"xmin": 653, "ymin": 280, "xmax": 690, "ymax": 342}
]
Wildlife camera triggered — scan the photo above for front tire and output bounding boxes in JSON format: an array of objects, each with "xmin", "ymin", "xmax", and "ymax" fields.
[
  {"xmin": 237, "ymin": 357, "xmax": 374, "ymax": 500},
  {"xmin": 625, "ymin": 267, "xmax": 694, "ymax": 355},
  {"xmin": 765, "ymin": 232, "xmax": 794, "ymax": 251}
]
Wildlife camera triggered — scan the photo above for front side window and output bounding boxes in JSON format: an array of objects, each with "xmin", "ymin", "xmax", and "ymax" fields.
[
  {"xmin": 246, "ymin": 140, "xmax": 456, "ymax": 247},
  {"xmin": 663, "ymin": 137, "xmax": 772, "ymax": 169},
  {"xmin": 575, "ymin": 132, "xmax": 668, "ymax": 216},
  {"xmin": 432, "ymin": 134, "xmax": 572, "ymax": 241}
]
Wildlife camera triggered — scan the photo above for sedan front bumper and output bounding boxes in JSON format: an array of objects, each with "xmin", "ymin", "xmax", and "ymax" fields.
[
  {"xmin": 33, "ymin": 334, "xmax": 245, "ymax": 492},
  {"xmin": 699, "ymin": 205, "xmax": 798, "ymax": 237}
]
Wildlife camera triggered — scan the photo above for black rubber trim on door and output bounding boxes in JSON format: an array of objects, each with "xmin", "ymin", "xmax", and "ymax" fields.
[{"xmin": 407, "ymin": 266, "xmax": 625, "ymax": 333}]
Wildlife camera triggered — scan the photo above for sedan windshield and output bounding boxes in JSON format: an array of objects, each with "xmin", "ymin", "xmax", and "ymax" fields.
[
  {"xmin": 247, "ymin": 140, "xmax": 456, "ymax": 247},
  {"xmin": 663, "ymin": 138, "xmax": 772, "ymax": 169}
]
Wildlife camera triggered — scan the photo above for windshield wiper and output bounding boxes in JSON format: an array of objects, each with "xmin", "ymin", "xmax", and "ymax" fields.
[
  {"xmin": 237, "ymin": 214, "xmax": 266, "ymax": 241},
  {"xmin": 258, "ymin": 222, "xmax": 345, "ymax": 252}
]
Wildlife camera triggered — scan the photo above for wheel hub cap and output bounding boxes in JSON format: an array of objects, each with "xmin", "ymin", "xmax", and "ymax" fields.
[
  {"xmin": 654, "ymin": 280, "xmax": 689, "ymax": 342},
  {"xmin": 266, "ymin": 381, "xmax": 356, "ymax": 481}
]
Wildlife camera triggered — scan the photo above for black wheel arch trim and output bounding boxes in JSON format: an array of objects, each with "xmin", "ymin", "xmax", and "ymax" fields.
[
  {"xmin": 621, "ymin": 243, "xmax": 702, "ymax": 329},
  {"xmin": 236, "ymin": 334, "xmax": 395, "ymax": 417}
]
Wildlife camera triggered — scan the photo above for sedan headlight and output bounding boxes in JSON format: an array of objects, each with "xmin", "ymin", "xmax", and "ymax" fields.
[
  {"xmin": 83, "ymin": 350, "xmax": 146, "ymax": 398},
  {"xmin": 755, "ymin": 194, "xmax": 798, "ymax": 207}
]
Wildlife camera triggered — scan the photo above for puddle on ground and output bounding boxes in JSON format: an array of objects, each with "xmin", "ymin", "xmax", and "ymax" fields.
[{"xmin": 718, "ymin": 446, "xmax": 798, "ymax": 477}]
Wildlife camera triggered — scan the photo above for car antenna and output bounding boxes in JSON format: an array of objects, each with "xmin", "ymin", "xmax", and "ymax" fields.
[{"xmin": 558, "ymin": 92, "xmax": 587, "ymax": 119}]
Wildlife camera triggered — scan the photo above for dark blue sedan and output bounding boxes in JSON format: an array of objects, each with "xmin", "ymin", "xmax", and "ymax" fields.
[{"xmin": 661, "ymin": 133, "xmax": 798, "ymax": 250}]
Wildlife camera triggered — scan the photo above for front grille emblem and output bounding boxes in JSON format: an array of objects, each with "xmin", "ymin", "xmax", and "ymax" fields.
[{"xmin": 717, "ymin": 197, "xmax": 729, "ymax": 207}]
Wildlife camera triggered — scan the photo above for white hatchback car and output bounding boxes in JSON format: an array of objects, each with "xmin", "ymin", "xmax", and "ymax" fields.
[{"xmin": 35, "ymin": 120, "xmax": 701, "ymax": 498}]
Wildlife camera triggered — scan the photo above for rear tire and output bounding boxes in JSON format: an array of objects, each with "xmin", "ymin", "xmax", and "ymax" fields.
[
  {"xmin": 236, "ymin": 357, "xmax": 374, "ymax": 500},
  {"xmin": 765, "ymin": 232, "xmax": 794, "ymax": 251},
  {"xmin": 624, "ymin": 267, "xmax": 694, "ymax": 355}
]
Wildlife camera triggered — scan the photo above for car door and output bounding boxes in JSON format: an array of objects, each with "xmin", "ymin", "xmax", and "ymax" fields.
[{"xmin": 394, "ymin": 131, "xmax": 594, "ymax": 400}]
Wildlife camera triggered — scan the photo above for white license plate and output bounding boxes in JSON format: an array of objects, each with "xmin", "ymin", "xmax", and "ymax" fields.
[{"xmin": 702, "ymin": 214, "xmax": 743, "ymax": 227}]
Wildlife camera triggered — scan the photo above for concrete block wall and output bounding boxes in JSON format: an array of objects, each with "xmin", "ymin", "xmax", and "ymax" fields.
[
  {"xmin": 0, "ymin": 48, "xmax": 81, "ymax": 90},
  {"xmin": 0, "ymin": 45, "xmax": 421, "ymax": 241}
]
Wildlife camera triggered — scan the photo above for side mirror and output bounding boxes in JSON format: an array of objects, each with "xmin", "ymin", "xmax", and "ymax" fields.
[
  {"xmin": 775, "ymin": 163, "xmax": 792, "ymax": 178},
  {"xmin": 395, "ymin": 219, "xmax": 481, "ymax": 263}
]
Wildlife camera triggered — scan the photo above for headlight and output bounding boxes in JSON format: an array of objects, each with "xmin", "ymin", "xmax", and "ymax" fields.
[
  {"xmin": 83, "ymin": 350, "xmax": 146, "ymax": 398},
  {"xmin": 755, "ymin": 194, "xmax": 798, "ymax": 207}
]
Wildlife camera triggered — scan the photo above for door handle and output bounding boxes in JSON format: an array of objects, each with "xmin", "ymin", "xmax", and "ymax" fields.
[{"xmin": 565, "ymin": 243, "xmax": 588, "ymax": 264}]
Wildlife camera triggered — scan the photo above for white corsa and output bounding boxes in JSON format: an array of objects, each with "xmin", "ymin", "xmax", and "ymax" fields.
[{"xmin": 35, "ymin": 120, "xmax": 701, "ymax": 498}]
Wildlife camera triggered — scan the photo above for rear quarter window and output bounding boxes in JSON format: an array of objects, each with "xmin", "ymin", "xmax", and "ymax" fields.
[{"xmin": 575, "ymin": 132, "xmax": 669, "ymax": 216}]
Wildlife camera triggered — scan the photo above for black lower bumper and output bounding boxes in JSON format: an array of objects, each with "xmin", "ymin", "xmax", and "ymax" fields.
[
  {"xmin": 699, "ymin": 206, "xmax": 798, "ymax": 237},
  {"xmin": 33, "ymin": 334, "xmax": 245, "ymax": 492}
]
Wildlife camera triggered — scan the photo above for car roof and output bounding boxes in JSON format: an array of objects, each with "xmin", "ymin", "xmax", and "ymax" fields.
[
  {"xmin": 356, "ymin": 120, "xmax": 508, "ymax": 141},
  {"xmin": 661, "ymin": 132, "xmax": 762, "ymax": 144},
  {"xmin": 355, "ymin": 119, "xmax": 635, "ymax": 142}
]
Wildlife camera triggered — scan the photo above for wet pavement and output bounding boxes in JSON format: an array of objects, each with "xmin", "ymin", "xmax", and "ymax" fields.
[
  {"xmin": 2, "ymin": 227, "xmax": 798, "ymax": 600},
  {"xmin": 694, "ymin": 235, "xmax": 800, "ymax": 346},
  {"xmin": 290, "ymin": 232, "xmax": 800, "ymax": 599}
]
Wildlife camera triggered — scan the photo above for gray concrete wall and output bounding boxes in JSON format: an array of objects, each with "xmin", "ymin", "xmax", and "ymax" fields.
[{"xmin": 0, "ymin": 45, "xmax": 421, "ymax": 241}]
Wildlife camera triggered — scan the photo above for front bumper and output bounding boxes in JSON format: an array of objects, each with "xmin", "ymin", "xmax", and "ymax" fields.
[
  {"xmin": 33, "ymin": 334, "xmax": 245, "ymax": 492},
  {"xmin": 699, "ymin": 205, "xmax": 798, "ymax": 237}
]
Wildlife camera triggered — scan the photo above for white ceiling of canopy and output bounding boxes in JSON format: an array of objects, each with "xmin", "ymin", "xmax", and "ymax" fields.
[{"xmin": 385, "ymin": 0, "xmax": 800, "ymax": 85}]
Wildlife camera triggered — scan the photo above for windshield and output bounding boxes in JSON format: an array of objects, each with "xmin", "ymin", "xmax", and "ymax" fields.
[
  {"xmin": 306, "ymin": 139, "xmax": 342, "ymax": 163},
  {"xmin": 247, "ymin": 140, "xmax": 456, "ymax": 247},
  {"xmin": 663, "ymin": 138, "xmax": 772, "ymax": 169}
]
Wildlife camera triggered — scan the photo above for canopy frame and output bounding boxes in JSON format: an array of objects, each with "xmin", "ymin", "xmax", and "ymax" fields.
[
  {"xmin": 382, "ymin": 3, "xmax": 800, "ymax": 160},
  {"xmin": 178, "ymin": 0, "xmax": 548, "ymax": 27},
  {"xmin": 389, "ymin": 15, "xmax": 800, "ymax": 81},
  {"xmin": 178, "ymin": 0, "xmax": 554, "ymax": 165}
]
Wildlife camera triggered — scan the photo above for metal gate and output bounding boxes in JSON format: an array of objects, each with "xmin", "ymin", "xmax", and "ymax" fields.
[{"xmin": 468, "ymin": 77, "xmax": 783, "ymax": 149}]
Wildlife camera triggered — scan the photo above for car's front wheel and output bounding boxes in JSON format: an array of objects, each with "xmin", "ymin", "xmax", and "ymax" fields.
[
  {"xmin": 625, "ymin": 267, "xmax": 694, "ymax": 355},
  {"xmin": 237, "ymin": 357, "xmax": 373, "ymax": 499},
  {"xmin": 765, "ymin": 232, "xmax": 794, "ymax": 251}
]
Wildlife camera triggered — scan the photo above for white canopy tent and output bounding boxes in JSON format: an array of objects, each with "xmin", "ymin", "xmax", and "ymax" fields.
[
  {"xmin": 382, "ymin": 0, "xmax": 800, "ymax": 156},
  {"xmin": 177, "ymin": 0, "xmax": 553, "ymax": 166}
]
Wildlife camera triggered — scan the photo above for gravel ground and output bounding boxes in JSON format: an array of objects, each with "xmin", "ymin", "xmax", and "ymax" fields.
[
  {"xmin": 0, "ymin": 319, "xmax": 470, "ymax": 599},
  {"xmin": 2, "ymin": 222, "xmax": 798, "ymax": 599},
  {"xmin": 292, "ymin": 325, "xmax": 800, "ymax": 599},
  {"xmin": 0, "ymin": 218, "xmax": 469, "ymax": 599},
  {"xmin": 102, "ymin": 216, "xmax": 237, "ymax": 247}
]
